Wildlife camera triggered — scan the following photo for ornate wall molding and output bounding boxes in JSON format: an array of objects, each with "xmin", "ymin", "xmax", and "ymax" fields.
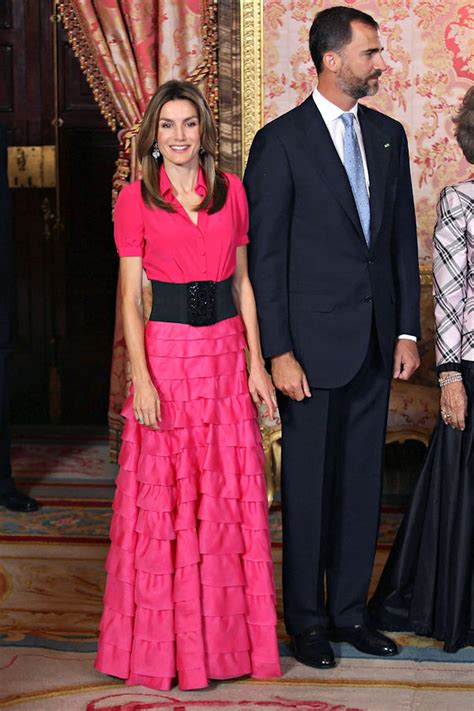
[
  {"xmin": 240, "ymin": 0, "xmax": 263, "ymax": 173},
  {"xmin": 218, "ymin": 1, "xmax": 242, "ymax": 174},
  {"xmin": 187, "ymin": 0, "xmax": 219, "ymax": 129}
]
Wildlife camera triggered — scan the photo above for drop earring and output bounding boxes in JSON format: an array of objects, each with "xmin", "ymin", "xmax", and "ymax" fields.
[
  {"xmin": 199, "ymin": 146, "xmax": 205, "ymax": 156},
  {"xmin": 151, "ymin": 142, "xmax": 161, "ymax": 160}
]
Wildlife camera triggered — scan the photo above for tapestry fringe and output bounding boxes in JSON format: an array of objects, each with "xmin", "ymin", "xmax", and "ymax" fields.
[{"xmin": 58, "ymin": 0, "xmax": 120, "ymax": 132}]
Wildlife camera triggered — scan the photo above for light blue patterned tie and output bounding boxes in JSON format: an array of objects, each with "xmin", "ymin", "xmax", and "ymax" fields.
[{"xmin": 341, "ymin": 112, "xmax": 370, "ymax": 246}]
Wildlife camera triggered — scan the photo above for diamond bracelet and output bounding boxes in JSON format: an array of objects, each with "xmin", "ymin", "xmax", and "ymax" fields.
[{"xmin": 439, "ymin": 373, "xmax": 463, "ymax": 387}]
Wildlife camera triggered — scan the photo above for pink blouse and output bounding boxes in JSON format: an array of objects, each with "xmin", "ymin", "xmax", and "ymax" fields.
[{"xmin": 114, "ymin": 167, "xmax": 249, "ymax": 283}]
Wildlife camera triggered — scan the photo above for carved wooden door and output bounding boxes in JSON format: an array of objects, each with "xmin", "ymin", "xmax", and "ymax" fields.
[{"xmin": 0, "ymin": 0, "xmax": 118, "ymax": 424}]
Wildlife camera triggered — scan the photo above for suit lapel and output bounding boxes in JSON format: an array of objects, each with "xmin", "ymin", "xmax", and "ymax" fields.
[
  {"xmin": 358, "ymin": 104, "xmax": 391, "ymax": 245},
  {"xmin": 299, "ymin": 97, "xmax": 366, "ymax": 246},
  {"xmin": 299, "ymin": 97, "xmax": 392, "ymax": 248}
]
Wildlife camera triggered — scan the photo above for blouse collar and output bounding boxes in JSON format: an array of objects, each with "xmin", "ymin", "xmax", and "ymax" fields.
[{"xmin": 159, "ymin": 164, "xmax": 207, "ymax": 200}]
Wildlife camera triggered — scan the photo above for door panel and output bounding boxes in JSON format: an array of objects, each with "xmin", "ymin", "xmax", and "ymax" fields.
[
  {"xmin": 58, "ymin": 127, "xmax": 117, "ymax": 422},
  {"xmin": 56, "ymin": 22, "xmax": 118, "ymax": 423},
  {"xmin": 1, "ymin": 0, "xmax": 53, "ymax": 421},
  {"xmin": 1, "ymin": 0, "xmax": 117, "ymax": 424}
]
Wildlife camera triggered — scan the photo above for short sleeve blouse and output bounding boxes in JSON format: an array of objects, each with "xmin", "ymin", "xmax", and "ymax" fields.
[{"xmin": 113, "ymin": 167, "xmax": 249, "ymax": 283}]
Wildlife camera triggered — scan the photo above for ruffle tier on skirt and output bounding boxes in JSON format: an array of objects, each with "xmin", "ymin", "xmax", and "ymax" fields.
[{"xmin": 95, "ymin": 315, "xmax": 281, "ymax": 690}]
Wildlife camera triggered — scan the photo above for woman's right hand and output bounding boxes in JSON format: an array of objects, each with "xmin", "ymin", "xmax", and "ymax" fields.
[
  {"xmin": 440, "ymin": 379, "xmax": 468, "ymax": 431},
  {"xmin": 133, "ymin": 378, "xmax": 161, "ymax": 430}
]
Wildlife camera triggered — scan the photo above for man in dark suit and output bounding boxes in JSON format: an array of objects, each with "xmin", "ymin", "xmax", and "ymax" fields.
[
  {"xmin": 0, "ymin": 125, "xmax": 38, "ymax": 512},
  {"xmin": 244, "ymin": 6, "xmax": 420, "ymax": 668}
]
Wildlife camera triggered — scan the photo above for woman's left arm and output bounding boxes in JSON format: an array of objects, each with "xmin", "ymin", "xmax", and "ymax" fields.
[
  {"xmin": 433, "ymin": 186, "xmax": 469, "ymax": 429},
  {"xmin": 232, "ymin": 246, "xmax": 277, "ymax": 419},
  {"xmin": 433, "ymin": 186, "xmax": 467, "ymax": 372}
]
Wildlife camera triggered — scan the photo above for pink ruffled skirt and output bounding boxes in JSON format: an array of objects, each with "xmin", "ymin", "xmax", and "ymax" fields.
[{"xmin": 95, "ymin": 315, "xmax": 281, "ymax": 690}]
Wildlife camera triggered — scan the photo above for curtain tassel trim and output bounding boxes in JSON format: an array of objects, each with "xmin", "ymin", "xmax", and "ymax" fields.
[{"xmin": 58, "ymin": 0, "xmax": 120, "ymax": 132}]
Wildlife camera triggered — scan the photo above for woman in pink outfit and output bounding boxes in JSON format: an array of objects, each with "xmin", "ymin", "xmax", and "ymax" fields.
[{"xmin": 95, "ymin": 80, "xmax": 281, "ymax": 690}]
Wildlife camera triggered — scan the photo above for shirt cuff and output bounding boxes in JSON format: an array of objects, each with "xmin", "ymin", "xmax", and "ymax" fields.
[
  {"xmin": 397, "ymin": 334, "xmax": 417, "ymax": 342},
  {"xmin": 437, "ymin": 362, "xmax": 462, "ymax": 374}
]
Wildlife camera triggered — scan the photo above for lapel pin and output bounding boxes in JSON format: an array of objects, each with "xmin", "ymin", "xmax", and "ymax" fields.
[{"xmin": 384, "ymin": 143, "xmax": 390, "ymax": 148}]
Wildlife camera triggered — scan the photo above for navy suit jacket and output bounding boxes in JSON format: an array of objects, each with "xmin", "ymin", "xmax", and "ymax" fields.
[{"xmin": 244, "ymin": 95, "xmax": 421, "ymax": 388}]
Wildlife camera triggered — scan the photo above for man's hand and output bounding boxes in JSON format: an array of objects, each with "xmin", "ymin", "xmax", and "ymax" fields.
[
  {"xmin": 271, "ymin": 352, "xmax": 311, "ymax": 401},
  {"xmin": 392, "ymin": 339, "xmax": 420, "ymax": 381}
]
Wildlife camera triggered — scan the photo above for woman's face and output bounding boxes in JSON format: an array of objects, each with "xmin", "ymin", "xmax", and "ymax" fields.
[{"xmin": 156, "ymin": 99, "xmax": 201, "ymax": 169}]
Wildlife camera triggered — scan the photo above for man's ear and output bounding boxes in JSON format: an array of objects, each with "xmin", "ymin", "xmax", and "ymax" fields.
[{"xmin": 322, "ymin": 51, "xmax": 341, "ymax": 74}]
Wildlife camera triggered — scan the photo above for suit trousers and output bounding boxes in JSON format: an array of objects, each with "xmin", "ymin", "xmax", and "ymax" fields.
[
  {"xmin": 278, "ymin": 324, "xmax": 392, "ymax": 633},
  {"xmin": 0, "ymin": 348, "xmax": 13, "ymax": 494}
]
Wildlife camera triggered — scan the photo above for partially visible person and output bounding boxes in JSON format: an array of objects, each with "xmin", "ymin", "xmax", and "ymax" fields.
[
  {"xmin": 0, "ymin": 125, "xmax": 38, "ymax": 513},
  {"xmin": 95, "ymin": 80, "xmax": 281, "ymax": 690},
  {"xmin": 369, "ymin": 86, "xmax": 474, "ymax": 652}
]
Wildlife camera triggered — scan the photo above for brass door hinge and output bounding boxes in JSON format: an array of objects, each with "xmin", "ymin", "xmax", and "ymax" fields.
[{"xmin": 7, "ymin": 146, "xmax": 56, "ymax": 188}]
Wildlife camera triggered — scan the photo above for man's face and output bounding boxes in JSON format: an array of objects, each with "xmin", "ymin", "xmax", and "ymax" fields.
[{"xmin": 336, "ymin": 21, "xmax": 387, "ymax": 100}]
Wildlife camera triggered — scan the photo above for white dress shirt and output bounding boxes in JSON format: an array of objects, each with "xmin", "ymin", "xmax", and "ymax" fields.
[{"xmin": 312, "ymin": 87, "xmax": 416, "ymax": 343}]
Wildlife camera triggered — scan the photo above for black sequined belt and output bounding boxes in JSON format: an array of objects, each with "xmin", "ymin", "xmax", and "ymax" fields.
[{"xmin": 149, "ymin": 277, "xmax": 237, "ymax": 326}]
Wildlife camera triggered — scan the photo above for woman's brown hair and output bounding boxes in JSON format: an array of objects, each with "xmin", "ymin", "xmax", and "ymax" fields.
[{"xmin": 137, "ymin": 80, "xmax": 228, "ymax": 213}]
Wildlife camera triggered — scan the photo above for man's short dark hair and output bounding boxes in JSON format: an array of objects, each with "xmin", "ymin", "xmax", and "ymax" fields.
[
  {"xmin": 453, "ymin": 85, "xmax": 474, "ymax": 164},
  {"xmin": 309, "ymin": 6, "xmax": 379, "ymax": 74}
]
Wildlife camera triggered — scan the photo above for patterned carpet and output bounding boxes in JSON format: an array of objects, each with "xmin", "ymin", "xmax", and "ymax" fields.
[{"xmin": 0, "ymin": 432, "xmax": 473, "ymax": 710}]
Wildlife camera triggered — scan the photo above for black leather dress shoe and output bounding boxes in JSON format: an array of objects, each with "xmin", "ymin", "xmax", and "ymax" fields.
[
  {"xmin": 291, "ymin": 625, "xmax": 336, "ymax": 669},
  {"xmin": 331, "ymin": 624, "xmax": 399, "ymax": 656},
  {"xmin": 0, "ymin": 486, "xmax": 39, "ymax": 513}
]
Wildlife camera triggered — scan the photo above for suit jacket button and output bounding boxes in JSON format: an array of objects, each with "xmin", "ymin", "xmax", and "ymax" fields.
[
  {"xmin": 368, "ymin": 259, "xmax": 374, "ymax": 265},
  {"xmin": 364, "ymin": 296, "xmax": 373, "ymax": 303}
]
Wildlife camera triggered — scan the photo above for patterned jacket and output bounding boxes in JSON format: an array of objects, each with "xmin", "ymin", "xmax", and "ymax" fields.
[{"xmin": 433, "ymin": 179, "xmax": 474, "ymax": 372}]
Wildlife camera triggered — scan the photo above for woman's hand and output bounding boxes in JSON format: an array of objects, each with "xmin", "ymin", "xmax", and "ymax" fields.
[
  {"xmin": 133, "ymin": 379, "xmax": 161, "ymax": 430},
  {"xmin": 440, "ymin": 379, "xmax": 468, "ymax": 431},
  {"xmin": 248, "ymin": 364, "xmax": 278, "ymax": 420}
]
